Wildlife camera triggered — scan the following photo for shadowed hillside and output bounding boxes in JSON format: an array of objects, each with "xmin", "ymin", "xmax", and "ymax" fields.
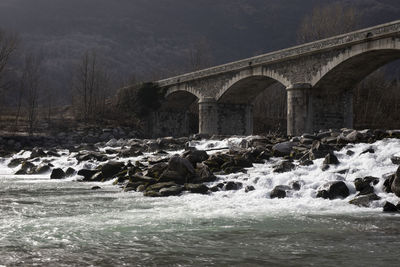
[{"xmin": 0, "ymin": 0, "xmax": 399, "ymax": 103}]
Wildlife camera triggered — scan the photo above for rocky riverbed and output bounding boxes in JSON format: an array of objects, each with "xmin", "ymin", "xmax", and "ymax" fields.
[{"xmin": 1, "ymin": 128, "xmax": 400, "ymax": 212}]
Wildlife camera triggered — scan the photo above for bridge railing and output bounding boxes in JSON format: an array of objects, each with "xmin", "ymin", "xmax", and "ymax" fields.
[{"xmin": 157, "ymin": 20, "xmax": 400, "ymax": 87}]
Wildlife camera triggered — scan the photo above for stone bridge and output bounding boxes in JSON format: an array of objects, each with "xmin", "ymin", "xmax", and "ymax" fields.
[{"xmin": 155, "ymin": 20, "xmax": 400, "ymax": 136}]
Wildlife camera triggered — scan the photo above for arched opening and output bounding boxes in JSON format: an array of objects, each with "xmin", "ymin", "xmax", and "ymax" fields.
[
  {"xmin": 153, "ymin": 90, "xmax": 199, "ymax": 137},
  {"xmin": 314, "ymin": 49, "xmax": 400, "ymax": 131},
  {"xmin": 218, "ymin": 75, "xmax": 287, "ymax": 135}
]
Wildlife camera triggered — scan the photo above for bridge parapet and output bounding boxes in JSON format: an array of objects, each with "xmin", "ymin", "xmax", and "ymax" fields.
[{"xmin": 157, "ymin": 20, "xmax": 400, "ymax": 88}]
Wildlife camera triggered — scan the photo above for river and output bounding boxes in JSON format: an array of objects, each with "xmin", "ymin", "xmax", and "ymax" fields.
[{"xmin": 1, "ymin": 138, "xmax": 400, "ymax": 266}]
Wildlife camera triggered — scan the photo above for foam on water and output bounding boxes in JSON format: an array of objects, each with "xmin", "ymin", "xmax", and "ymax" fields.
[
  {"xmin": 1, "ymin": 137, "xmax": 399, "ymax": 219},
  {"xmin": 1, "ymin": 137, "xmax": 400, "ymax": 266}
]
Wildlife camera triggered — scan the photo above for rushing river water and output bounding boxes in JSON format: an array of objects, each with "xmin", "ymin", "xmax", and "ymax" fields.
[{"xmin": 1, "ymin": 138, "xmax": 400, "ymax": 266}]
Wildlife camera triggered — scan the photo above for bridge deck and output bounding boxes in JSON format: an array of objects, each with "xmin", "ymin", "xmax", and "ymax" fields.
[{"xmin": 157, "ymin": 20, "xmax": 400, "ymax": 87}]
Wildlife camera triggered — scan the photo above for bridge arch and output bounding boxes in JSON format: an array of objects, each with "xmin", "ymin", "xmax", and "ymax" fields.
[
  {"xmin": 216, "ymin": 68, "xmax": 290, "ymax": 103},
  {"xmin": 165, "ymin": 85, "xmax": 203, "ymax": 100},
  {"xmin": 151, "ymin": 88, "xmax": 200, "ymax": 137},
  {"xmin": 211, "ymin": 68, "xmax": 289, "ymax": 135},
  {"xmin": 312, "ymin": 37, "xmax": 400, "ymax": 90},
  {"xmin": 307, "ymin": 37, "xmax": 400, "ymax": 132}
]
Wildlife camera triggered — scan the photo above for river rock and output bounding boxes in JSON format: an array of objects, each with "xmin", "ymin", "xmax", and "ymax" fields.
[
  {"xmin": 35, "ymin": 164, "xmax": 51, "ymax": 174},
  {"xmin": 185, "ymin": 183, "xmax": 209, "ymax": 194},
  {"xmin": 143, "ymin": 191, "xmax": 162, "ymax": 197},
  {"xmin": 245, "ymin": 185, "xmax": 255, "ymax": 192},
  {"xmin": 146, "ymin": 182, "xmax": 178, "ymax": 192},
  {"xmin": 90, "ymin": 172, "xmax": 104, "ymax": 182},
  {"xmin": 309, "ymin": 141, "xmax": 334, "ymax": 160},
  {"xmin": 354, "ymin": 176, "xmax": 379, "ymax": 196},
  {"xmin": 224, "ymin": 181, "xmax": 243, "ymax": 191},
  {"xmin": 193, "ymin": 164, "xmax": 217, "ymax": 183},
  {"xmin": 7, "ymin": 158, "xmax": 24, "ymax": 168},
  {"xmin": 147, "ymin": 162, "xmax": 168, "ymax": 179},
  {"xmin": 124, "ymin": 182, "xmax": 144, "ymax": 192},
  {"xmin": 130, "ymin": 174, "xmax": 157, "ymax": 184},
  {"xmin": 361, "ymin": 148, "xmax": 375, "ymax": 155},
  {"xmin": 168, "ymin": 155, "xmax": 195, "ymax": 175},
  {"xmin": 383, "ymin": 174, "xmax": 395, "ymax": 193},
  {"xmin": 390, "ymin": 166, "xmax": 400, "ymax": 197},
  {"xmin": 383, "ymin": 201, "xmax": 399, "ymax": 213},
  {"xmin": 391, "ymin": 156, "xmax": 400, "ymax": 165},
  {"xmin": 65, "ymin": 167, "xmax": 76, "ymax": 177},
  {"xmin": 159, "ymin": 186, "xmax": 184, "ymax": 197},
  {"xmin": 77, "ymin": 169, "xmax": 98, "ymax": 180},
  {"xmin": 317, "ymin": 181, "xmax": 350, "ymax": 200},
  {"xmin": 47, "ymin": 150, "xmax": 61, "ymax": 157},
  {"xmin": 50, "ymin": 168, "xmax": 66, "ymax": 179},
  {"xmin": 290, "ymin": 181, "xmax": 302, "ymax": 191},
  {"xmin": 30, "ymin": 148, "xmax": 47, "ymax": 159},
  {"xmin": 76, "ymin": 151, "xmax": 108, "ymax": 162},
  {"xmin": 349, "ymin": 193, "xmax": 381, "ymax": 207},
  {"xmin": 273, "ymin": 161, "xmax": 295, "ymax": 173},
  {"xmin": 346, "ymin": 130, "xmax": 364, "ymax": 143},
  {"xmin": 272, "ymin": 142, "xmax": 294, "ymax": 157},
  {"xmin": 184, "ymin": 150, "xmax": 209, "ymax": 166},
  {"xmin": 15, "ymin": 161, "xmax": 36, "ymax": 175},
  {"xmin": 321, "ymin": 152, "xmax": 340, "ymax": 171},
  {"xmin": 101, "ymin": 161, "xmax": 125, "ymax": 180},
  {"xmin": 270, "ymin": 185, "xmax": 291, "ymax": 199}
]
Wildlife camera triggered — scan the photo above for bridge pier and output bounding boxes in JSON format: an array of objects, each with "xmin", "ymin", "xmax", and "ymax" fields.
[
  {"xmin": 199, "ymin": 98, "xmax": 253, "ymax": 136},
  {"xmin": 287, "ymin": 84, "xmax": 313, "ymax": 136},
  {"xmin": 218, "ymin": 103, "xmax": 253, "ymax": 136},
  {"xmin": 199, "ymin": 98, "xmax": 219, "ymax": 135},
  {"xmin": 312, "ymin": 89, "xmax": 353, "ymax": 131}
]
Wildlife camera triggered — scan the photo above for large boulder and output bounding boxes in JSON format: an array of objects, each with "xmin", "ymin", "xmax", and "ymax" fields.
[
  {"xmin": 184, "ymin": 150, "xmax": 209, "ymax": 166},
  {"xmin": 317, "ymin": 181, "xmax": 350, "ymax": 200},
  {"xmin": 77, "ymin": 169, "xmax": 98, "ymax": 181},
  {"xmin": 273, "ymin": 161, "xmax": 295, "ymax": 173},
  {"xmin": 321, "ymin": 153, "xmax": 340, "ymax": 171},
  {"xmin": 146, "ymin": 182, "xmax": 178, "ymax": 192},
  {"xmin": 270, "ymin": 185, "xmax": 291, "ymax": 199},
  {"xmin": 391, "ymin": 156, "xmax": 400, "ymax": 165},
  {"xmin": 193, "ymin": 164, "xmax": 217, "ymax": 183},
  {"xmin": 65, "ymin": 167, "xmax": 76, "ymax": 177},
  {"xmin": 346, "ymin": 130, "xmax": 364, "ymax": 143},
  {"xmin": 76, "ymin": 151, "xmax": 108, "ymax": 162},
  {"xmin": 185, "ymin": 183, "xmax": 209, "ymax": 194},
  {"xmin": 159, "ymin": 186, "xmax": 184, "ymax": 197},
  {"xmin": 159, "ymin": 156, "xmax": 196, "ymax": 184},
  {"xmin": 50, "ymin": 168, "xmax": 66, "ymax": 179},
  {"xmin": 35, "ymin": 164, "xmax": 52, "ymax": 174},
  {"xmin": 309, "ymin": 141, "xmax": 334, "ymax": 160},
  {"xmin": 224, "ymin": 181, "xmax": 243, "ymax": 191},
  {"xmin": 383, "ymin": 201, "xmax": 399, "ymax": 213},
  {"xmin": 390, "ymin": 166, "xmax": 400, "ymax": 197},
  {"xmin": 146, "ymin": 162, "xmax": 168, "ymax": 179},
  {"xmin": 101, "ymin": 161, "xmax": 125, "ymax": 180},
  {"xmin": 30, "ymin": 148, "xmax": 47, "ymax": 159},
  {"xmin": 354, "ymin": 176, "xmax": 379, "ymax": 196},
  {"xmin": 15, "ymin": 161, "xmax": 36, "ymax": 175},
  {"xmin": 272, "ymin": 142, "xmax": 294, "ymax": 157},
  {"xmin": 349, "ymin": 193, "xmax": 381, "ymax": 207},
  {"xmin": 7, "ymin": 158, "xmax": 25, "ymax": 168}
]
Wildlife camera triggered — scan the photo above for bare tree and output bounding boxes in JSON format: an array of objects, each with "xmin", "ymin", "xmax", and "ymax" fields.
[
  {"xmin": 0, "ymin": 29, "xmax": 18, "ymax": 88},
  {"xmin": 0, "ymin": 29, "xmax": 18, "ymax": 117},
  {"xmin": 73, "ymin": 50, "xmax": 112, "ymax": 122},
  {"xmin": 187, "ymin": 37, "xmax": 213, "ymax": 71},
  {"xmin": 22, "ymin": 53, "xmax": 42, "ymax": 134},
  {"xmin": 297, "ymin": 2, "xmax": 359, "ymax": 43}
]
